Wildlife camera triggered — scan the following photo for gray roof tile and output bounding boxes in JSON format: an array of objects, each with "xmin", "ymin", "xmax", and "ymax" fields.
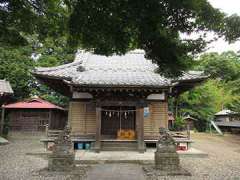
[
  {"xmin": 34, "ymin": 50, "xmax": 206, "ymax": 88},
  {"xmin": 0, "ymin": 80, "xmax": 13, "ymax": 95}
]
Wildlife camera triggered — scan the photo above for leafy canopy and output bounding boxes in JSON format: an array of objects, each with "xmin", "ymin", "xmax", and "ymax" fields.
[
  {"xmin": 1, "ymin": 0, "xmax": 240, "ymax": 77},
  {"xmin": 0, "ymin": 36, "xmax": 72, "ymax": 106},
  {"xmin": 68, "ymin": 0, "xmax": 240, "ymax": 77},
  {"xmin": 177, "ymin": 51, "xmax": 240, "ymax": 131}
]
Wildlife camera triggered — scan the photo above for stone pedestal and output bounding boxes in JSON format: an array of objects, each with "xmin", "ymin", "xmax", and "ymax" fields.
[
  {"xmin": 48, "ymin": 154, "xmax": 75, "ymax": 171},
  {"xmin": 143, "ymin": 128, "xmax": 191, "ymax": 177},
  {"xmin": 154, "ymin": 128, "xmax": 181, "ymax": 172},
  {"xmin": 155, "ymin": 152, "xmax": 180, "ymax": 171},
  {"xmin": 48, "ymin": 127, "xmax": 75, "ymax": 171}
]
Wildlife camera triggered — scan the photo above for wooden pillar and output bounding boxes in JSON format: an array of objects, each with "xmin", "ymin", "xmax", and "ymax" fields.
[
  {"xmin": 48, "ymin": 110, "xmax": 52, "ymax": 129},
  {"xmin": 174, "ymin": 95, "xmax": 179, "ymax": 118},
  {"xmin": 94, "ymin": 107, "xmax": 101, "ymax": 153},
  {"xmin": 0, "ymin": 107, "xmax": 5, "ymax": 135},
  {"xmin": 136, "ymin": 107, "xmax": 145, "ymax": 153},
  {"xmin": 67, "ymin": 102, "xmax": 72, "ymax": 128}
]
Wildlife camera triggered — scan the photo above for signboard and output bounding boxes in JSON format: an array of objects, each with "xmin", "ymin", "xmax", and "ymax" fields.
[
  {"xmin": 72, "ymin": 92, "xmax": 93, "ymax": 99},
  {"xmin": 144, "ymin": 107, "xmax": 150, "ymax": 117},
  {"xmin": 146, "ymin": 93, "xmax": 165, "ymax": 100}
]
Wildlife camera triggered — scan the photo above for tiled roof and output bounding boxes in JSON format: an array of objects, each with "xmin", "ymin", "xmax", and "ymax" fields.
[
  {"xmin": 2, "ymin": 98, "xmax": 64, "ymax": 110},
  {"xmin": 34, "ymin": 50, "xmax": 206, "ymax": 88},
  {"xmin": 0, "ymin": 80, "xmax": 13, "ymax": 95}
]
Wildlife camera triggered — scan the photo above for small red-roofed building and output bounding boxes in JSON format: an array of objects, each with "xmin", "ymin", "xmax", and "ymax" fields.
[{"xmin": 2, "ymin": 98, "xmax": 67, "ymax": 131}]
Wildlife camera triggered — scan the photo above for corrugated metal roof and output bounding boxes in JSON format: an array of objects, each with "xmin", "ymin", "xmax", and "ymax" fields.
[
  {"xmin": 0, "ymin": 80, "xmax": 13, "ymax": 95},
  {"xmin": 215, "ymin": 109, "xmax": 238, "ymax": 116},
  {"xmin": 2, "ymin": 98, "xmax": 64, "ymax": 110},
  {"xmin": 215, "ymin": 121, "xmax": 240, "ymax": 127},
  {"xmin": 34, "ymin": 49, "xmax": 207, "ymax": 88}
]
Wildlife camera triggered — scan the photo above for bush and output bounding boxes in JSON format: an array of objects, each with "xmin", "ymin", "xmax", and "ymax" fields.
[
  {"xmin": 2, "ymin": 124, "xmax": 9, "ymax": 136},
  {"xmin": 2, "ymin": 116, "xmax": 9, "ymax": 137},
  {"xmin": 170, "ymin": 116, "xmax": 186, "ymax": 131}
]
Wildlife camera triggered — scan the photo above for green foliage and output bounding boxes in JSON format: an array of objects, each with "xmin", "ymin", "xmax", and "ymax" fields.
[
  {"xmin": 196, "ymin": 52, "xmax": 240, "ymax": 81},
  {"xmin": 0, "ymin": 36, "xmax": 73, "ymax": 106},
  {"xmin": 31, "ymin": 84, "xmax": 69, "ymax": 107},
  {"xmin": 177, "ymin": 51, "xmax": 240, "ymax": 131},
  {"xmin": 171, "ymin": 116, "xmax": 186, "ymax": 131},
  {"xmin": 1, "ymin": 1, "xmax": 240, "ymax": 77},
  {"xmin": 0, "ymin": 0, "xmax": 70, "ymax": 46},
  {"xmin": 68, "ymin": 0, "xmax": 240, "ymax": 77},
  {"xmin": 0, "ymin": 45, "xmax": 35, "ymax": 100}
]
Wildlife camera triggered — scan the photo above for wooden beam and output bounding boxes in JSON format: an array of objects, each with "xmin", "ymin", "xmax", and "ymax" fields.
[
  {"xmin": 48, "ymin": 110, "xmax": 52, "ymax": 129},
  {"xmin": 96, "ymin": 100, "xmax": 147, "ymax": 107},
  {"xmin": 94, "ymin": 107, "xmax": 101, "ymax": 152},
  {"xmin": 136, "ymin": 107, "xmax": 145, "ymax": 153},
  {"xmin": 0, "ymin": 107, "xmax": 5, "ymax": 135}
]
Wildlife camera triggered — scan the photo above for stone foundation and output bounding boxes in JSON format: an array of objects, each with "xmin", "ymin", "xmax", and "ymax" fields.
[
  {"xmin": 48, "ymin": 126, "xmax": 75, "ymax": 171},
  {"xmin": 48, "ymin": 154, "xmax": 75, "ymax": 171},
  {"xmin": 154, "ymin": 152, "xmax": 180, "ymax": 171}
]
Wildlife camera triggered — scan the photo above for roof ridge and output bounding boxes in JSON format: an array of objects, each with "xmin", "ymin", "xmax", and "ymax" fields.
[
  {"xmin": 34, "ymin": 60, "xmax": 82, "ymax": 73},
  {"xmin": 2, "ymin": 98, "xmax": 64, "ymax": 110}
]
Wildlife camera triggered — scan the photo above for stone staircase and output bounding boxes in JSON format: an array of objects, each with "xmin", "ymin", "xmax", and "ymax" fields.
[{"xmin": 101, "ymin": 141, "xmax": 138, "ymax": 151}]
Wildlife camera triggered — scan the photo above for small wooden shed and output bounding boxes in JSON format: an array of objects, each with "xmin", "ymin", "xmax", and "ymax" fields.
[
  {"xmin": 214, "ymin": 109, "xmax": 240, "ymax": 132},
  {"xmin": 2, "ymin": 98, "xmax": 67, "ymax": 131},
  {"xmin": 183, "ymin": 115, "xmax": 198, "ymax": 130}
]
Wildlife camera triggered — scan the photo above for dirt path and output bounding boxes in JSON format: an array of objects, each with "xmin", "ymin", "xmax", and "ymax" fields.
[{"xmin": 86, "ymin": 164, "xmax": 145, "ymax": 180}]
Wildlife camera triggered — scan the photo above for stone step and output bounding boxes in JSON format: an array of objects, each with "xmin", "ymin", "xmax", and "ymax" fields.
[
  {"xmin": 101, "ymin": 142, "xmax": 137, "ymax": 147},
  {"xmin": 101, "ymin": 141, "xmax": 138, "ymax": 151},
  {"xmin": 101, "ymin": 146, "xmax": 138, "ymax": 151}
]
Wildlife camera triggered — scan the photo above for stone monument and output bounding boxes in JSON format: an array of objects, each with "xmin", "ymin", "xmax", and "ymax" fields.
[
  {"xmin": 155, "ymin": 127, "xmax": 180, "ymax": 171},
  {"xmin": 143, "ymin": 127, "xmax": 191, "ymax": 177},
  {"xmin": 48, "ymin": 126, "xmax": 75, "ymax": 171}
]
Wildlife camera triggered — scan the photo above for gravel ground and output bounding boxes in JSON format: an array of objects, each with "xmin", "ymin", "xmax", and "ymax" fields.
[
  {"xmin": 0, "ymin": 132, "xmax": 240, "ymax": 180},
  {"xmin": 151, "ymin": 133, "xmax": 240, "ymax": 180},
  {"xmin": 0, "ymin": 132, "xmax": 88, "ymax": 180}
]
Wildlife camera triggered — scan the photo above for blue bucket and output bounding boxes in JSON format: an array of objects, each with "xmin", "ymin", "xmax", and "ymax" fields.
[
  {"xmin": 77, "ymin": 143, "xmax": 84, "ymax": 149},
  {"xmin": 85, "ymin": 143, "xmax": 91, "ymax": 150}
]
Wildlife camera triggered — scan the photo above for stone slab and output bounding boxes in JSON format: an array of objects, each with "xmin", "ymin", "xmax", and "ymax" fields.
[
  {"xmin": 143, "ymin": 165, "xmax": 191, "ymax": 177},
  {"xmin": 86, "ymin": 164, "xmax": 145, "ymax": 180},
  {"xmin": 0, "ymin": 136, "xmax": 9, "ymax": 145},
  {"xmin": 75, "ymin": 148, "xmax": 208, "ymax": 164}
]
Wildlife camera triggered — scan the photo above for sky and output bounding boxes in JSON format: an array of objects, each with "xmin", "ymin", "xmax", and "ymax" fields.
[{"xmin": 189, "ymin": 0, "xmax": 240, "ymax": 53}]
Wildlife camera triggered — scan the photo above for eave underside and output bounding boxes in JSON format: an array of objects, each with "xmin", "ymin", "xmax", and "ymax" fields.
[{"xmin": 34, "ymin": 74, "xmax": 207, "ymax": 98}]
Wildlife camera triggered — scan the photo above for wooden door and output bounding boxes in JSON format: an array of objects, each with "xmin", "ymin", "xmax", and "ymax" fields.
[{"xmin": 101, "ymin": 106, "xmax": 136, "ymax": 137}]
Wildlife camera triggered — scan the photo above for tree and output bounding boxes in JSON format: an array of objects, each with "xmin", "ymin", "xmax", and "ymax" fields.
[
  {"xmin": 0, "ymin": 36, "xmax": 73, "ymax": 106},
  {"xmin": 1, "ymin": 1, "xmax": 240, "ymax": 77},
  {"xmin": 0, "ymin": 45, "xmax": 34, "ymax": 100},
  {"xmin": 176, "ymin": 51, "xmax": 240, "ymax": 131},
  {"xmin": 68, "ymin": 0, "xmax": 240, "ymax": 77},
  {"xmin": 196, "ymin": 51, "xmax": 240, "ymax": 82},
  {"xmin": 0, "ymin": 0, "xmax": 69, "ymax": 46},
  {"xmin": 179, "ymin": 80, "xmax": 234, "ymax": 131}
]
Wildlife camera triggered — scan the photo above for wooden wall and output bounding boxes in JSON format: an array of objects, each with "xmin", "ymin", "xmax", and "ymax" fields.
[
  {"xmin": 69, "ymin": 100, "xmax": 168, "ymax": 139},
  {"xmin": 8, "ymin": 109, "xmax": 67, "ymax": 131},
  {"xmin": 69, "ymin": 101, "xmax": 96, "ymax": 136},
  {"xmin": 144, "ymin": 101, "xmax": 168, "ymax": 139}
]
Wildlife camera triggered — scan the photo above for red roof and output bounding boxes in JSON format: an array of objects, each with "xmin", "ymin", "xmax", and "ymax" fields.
[{"xmin": 2, "ymin": 98, "xmax": 64, "ymax": 110}]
